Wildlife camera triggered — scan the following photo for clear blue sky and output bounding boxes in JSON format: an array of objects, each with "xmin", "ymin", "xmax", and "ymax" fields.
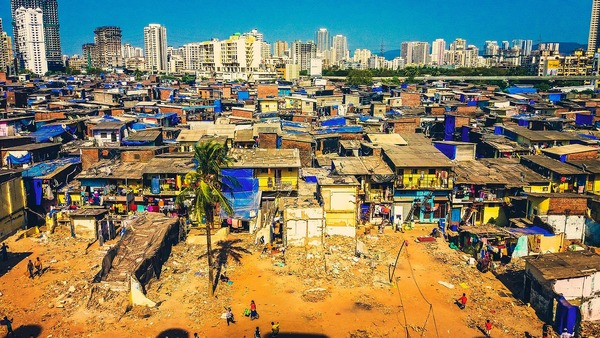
[{"xmin": 0, "ymin": 0, "xmax": 592, "ymax": 55}]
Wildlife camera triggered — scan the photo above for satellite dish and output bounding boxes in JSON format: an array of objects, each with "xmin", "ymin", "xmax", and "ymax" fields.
[{"xmin": 61, "ymin": 124, "xmax": 67, "ymax": 129}]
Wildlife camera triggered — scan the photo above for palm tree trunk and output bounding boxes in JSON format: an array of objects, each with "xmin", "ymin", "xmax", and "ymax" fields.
[{"xmin": 205, "ymin": 205, "xmax": 215, "ymax": 297}]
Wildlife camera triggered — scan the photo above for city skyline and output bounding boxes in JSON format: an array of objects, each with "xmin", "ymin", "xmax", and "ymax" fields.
[{"xmin": 0, "ymin": 0, "xmax": 591, "ymax": 56}]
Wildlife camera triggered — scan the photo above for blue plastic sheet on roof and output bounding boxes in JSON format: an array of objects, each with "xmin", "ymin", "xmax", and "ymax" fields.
[
  {"xmin": 101, "ymin": 115, "xmax": 121, "ymax": 122},
  {"xmin": 21, "ymin": 157, "xmax": 80, "ymax": 178},
  {"xmin": 359, "ymin": 115, "xmax": 381, "ymax": 122},
  {"xmin": 6, "ymin": 152, "xmax": 31, "ymax": 165},
  {"xmin": 256, "ymin": 112, "xmax": 278, "ymax": 119},
  {"xmin": 29, "ymin": 125, "xmax": 75, "ymax": 143},
  {"xmin": 131, "ymin": 123, "xmax": 148, "ymax": 130},
  {"xmin": 281, "ymin": 121, "xmax": 308, "ymax": 129},
  {"xmin": 122, "ymin": 140, "xmax": 152, "ymax": 146},
  {"xmin": 505, "ymin": 87, "xmax": 537, "ymax": 94},
  {"xmin": 313, "ymin": 125, "xmax": 362, "ymax": 134},
  {"xmin": 321, "ymin": 116, "xmax": 346, "ymax": 127},
  {"xmin": 579, "ymin": 133, "xmax": 599, "ymax": 140},
  {"xmin": 505, "ymin": 226, "xmax": 554, "ymax": 237}
]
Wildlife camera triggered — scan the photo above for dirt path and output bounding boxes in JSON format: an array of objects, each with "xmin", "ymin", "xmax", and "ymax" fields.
[{"xmin": 0, "ymin": 225, "xmax": 543, "ymax": 338}]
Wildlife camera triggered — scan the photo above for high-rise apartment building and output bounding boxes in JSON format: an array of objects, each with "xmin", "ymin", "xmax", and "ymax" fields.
[
  {"xmin": 14, "ymin": 7, "xmax": 47, "ymax": 75},
  {"xmin": 484, "ymin": 41, "xmax": 500, "ymax": 56},
  {"xmin": 353, "ymin": 49, "xmax": 371, "ymax": 67},
  {"xmin": 331, "ymin": 34, "xmax": 349, "ymax": 65},
  {"xmin": 273, "ymin": 41, "xmax": 289, "ymax": 58},
  {"xmin": 431, "ymin": 38, "xmax": 446, "ymax": 66},
  {"xmin": 292, "ymin": 40, "xmax": 316, "ymax": 71},
  {"xmin": 316, "ymin": 28, "xmax": 329, "ymax": 54},
  {"xmin": 93, "ymin": 26, "xmax": 123, "ymax": 69},
  {"xmin": 122, "ymin": 43, "xmax": 144, "ymax": 59},
  {"xmin": 512, "ymin": 39, "xmax": 533, "ymax": 56},
  {"xmin": 401, "ymin": 41, "xmax": 430, "ymax": 65},
  {"xmin": 0, "ymin": 19, "xmax": 14, "ymax": 72},
  {"xmin": 10, "ymin": 0, "xmax": 62, "ymax": 71},
  {"xmin": 144, "ymin": 24, "xmax": 168, "ymax": 72},
  {"xmin": 588, "ymin": 0, "xmax": 600, "ymax": 55}
]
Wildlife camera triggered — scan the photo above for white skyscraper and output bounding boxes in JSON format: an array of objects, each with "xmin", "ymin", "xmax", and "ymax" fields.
[
  {"xmin": 331, "ymin": 34, "xmax": 349, "ymax": 65},
  {"xmin": 15, "ymin": 7, "xmax": 47, "ymax": 75},
  {"xmin": 144, "ymin": 24, "xmax": 167, "ymax": 72},
  {"xmin": 316, "ymin": 28, "xmax": 329, "ymax": 54},
  {"xmin": 431, "ymin": 38, "xmax": 446, "ymax": 65},
  {"xmin": 401, "ymin": 41, "xmax": 430, "ymax": 65}
]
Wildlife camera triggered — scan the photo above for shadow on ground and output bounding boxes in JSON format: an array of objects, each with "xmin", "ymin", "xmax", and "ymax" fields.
[
  {"xmin": 494, "ymin": 268, "xmax": 525, "ymax": 301},
  {"xmin": 7, "ymin": 324, "xmax": 42, "ymax": 337},
  {"xmin": 0, "ymin": 252, "xmax": 33, "ymax": 277},
  {"xmin": 156, "ymin": 328, "xmax": 190, "ymax": 338}
]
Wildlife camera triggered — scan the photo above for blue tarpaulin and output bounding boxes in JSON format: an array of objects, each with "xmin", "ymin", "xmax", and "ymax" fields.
[
  {"xmin": 321, "ymin": 117, "xmax": 346, "ymax": 127},
  {"xmin": 505, "ymin": 87, "xmax": 537, "ymax": 94},
  {"xmin": 151, "ymin": 177, "xmax": 161, "ymax": 194},
  {"xmin": 221, "ymin": 169, "xmax": 260, "ymax": 220},
  {"xmin": 555, "ymin": 296, "xmax": 578, "ymax": 334},
  {"xmin": 21, "ymin": 157, "xmax": 80, "ymax": 178},
  {"xmin": 313, "ymin": 126, "xmax": 362, "ymax": 134},
  {"xmin": 121, "ymin": 140, "xmax": 152, "ymax": 146},
  {"xmin": 29, "ymin": 125, "xmax": 75, "ymax": 143},
  {"xmin": 281, "ymin": 121, "xmax": 308, "ymax": 129}
]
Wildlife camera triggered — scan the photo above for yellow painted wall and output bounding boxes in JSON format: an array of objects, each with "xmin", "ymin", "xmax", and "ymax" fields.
[
  {"xmin": 593, "ymin": 176, "xmax": 600, "ymax": 195},
  {"xmin": 482, "ymin": 204, "xmax": 508, "ymax": 226},
  {"xmin": 529, "ymin": 196, "xmax": 550, "ymax": 215},
  {"xmin": 529, "ymin": 183, "xmax": 551, "ymax": 193},
  {"xmin": 259, "ymin": 100, "xmax": 278, "ymax": 112},
  {"xmin": 0, "ymin": 177, "xmax": 26, "ymax": 239},
  {"xmin": 256, "ymin": 168, "xmax": 298, "ymax": 191},
  {"xmin": 321, "ymin": 185, "xmax": 357, "ymax": 227},
  {"xmin": 402, "ymin": 169, "xmax": 452, "ymax": 189}
]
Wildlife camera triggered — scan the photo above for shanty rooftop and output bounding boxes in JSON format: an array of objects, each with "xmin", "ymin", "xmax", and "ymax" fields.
[
  {"xmin": 317, "ymin": 175, "xmax": 360, "ymax": 186},
  {"xmin": 142, "ymin": 157, "xmax": 196, "ymax": 175},
  {"xmin": 453, "ymin": 160, "xmax": 509, "ymax": 185},
  {"xmin": 522, "ymin": 156, "xmax": 585, "ymax": 175},
  {"xmin": 478, "ymin": 158, "xmax": 550, "ymax": 186},
  {"xmin": 503, "ymin": 126, "xmax": 583, "ymax": 142},
  {"xmin": 176, "ymin": 129, "xmax": 206, "ymax": 142},
  {"xmin": 383, "ymin": 144, "xmax": 453, "ymax": 168},
  {"xmin": 366, "ymin": 133, "xmax": 408, "ymax": 146},
  {"xmin": 126, "ymin": 129, "xmax": 162, "ymax": 142},
  {"xmin": 69, "ymin": 208, "xmax": 110, "ymax": 217},
  {"xmin": 568, "ymin": 160, "xmax": 600, "ymax": 174},
  {"xmin": 524, "ymin": 250, "xmax": 600, "ymax": 280},
  {"xmin": 91, "ymin": 121, "xmax": 126, "ymax": 130},
  {"xmin": 229, "ymin": 148, "xmax": 301, "ymax": 168},
  {"xmin": 541, "ymin": 144, "xmax": 599, "ymax": 156},
  {"xmin": 77, "ymin": 160, "xmax": 147, "ymax": 180}
]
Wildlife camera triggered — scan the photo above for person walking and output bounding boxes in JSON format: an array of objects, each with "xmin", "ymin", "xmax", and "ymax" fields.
[
  {"xmin": 226, "ymin": 307, "xmax": 235, "ymax": 326},
  {"xmin": 250, "ymin": 300, "xmax": 258, "ymax": 320},
  {"xmin": 254, "ymin": 326, "xmax": 261, "ymax": 338},
  {"xmin": 458, "ymin": 293, "xmax": 467, "ymax": 309},
  {"xmin": 27, "ymin": 260, "xmax": 34, "ymax": 279},
  {"xmin": 34, "ymin": 257, "xmax": 43, "ymax": 276},
  {"xmin": 1, "ymin": 316, "xmax": 13, "ymax": 336},
  {"xmin": 484, "ymin": 319, "xmax": 493, "ymax": 337},
  {"xmin": 271, "ymin": 321, "xmax": 280, "ymax": 337},
  {"xmin": 1, "ymin": 243, "xmax": 8, "ymax": 261}
]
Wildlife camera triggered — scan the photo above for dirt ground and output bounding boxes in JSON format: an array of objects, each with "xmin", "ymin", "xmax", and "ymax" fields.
[{"xmin": 0, "ymin": 224, "xmax": 547, "ymax": 338}]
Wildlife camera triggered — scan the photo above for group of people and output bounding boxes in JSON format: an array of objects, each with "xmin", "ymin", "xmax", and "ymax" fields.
[
  {"xmin": 26, "ymin": 257, "xmax": 43, "ymax": 279},
  {"xmin": 457, "ymin": 293, "xmax": 575, "ymax": 337},
  {"xmin": 223, "ymin": 300, "xmax": 280, "ymax": 337}
]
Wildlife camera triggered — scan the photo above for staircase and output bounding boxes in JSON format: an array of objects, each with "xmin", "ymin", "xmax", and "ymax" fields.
[{"xmin": 404, "ymin": 191, "xmax": 433, "ymax": 223}]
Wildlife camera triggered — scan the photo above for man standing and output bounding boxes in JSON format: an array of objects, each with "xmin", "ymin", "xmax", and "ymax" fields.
[
  {"xmin": 1, "ymin": 243, "xmax": 8, "ymax": 261},
  {"xmin": 458, "ymin": 293, "xmax": 467, "ymax": 309},
  {"xmin": 27, "ymin": 260, "xmax": 34, "ymax": 279},
  {"xmin": 34, "ymin": 257, "xmax": 42, "ymax": 276},
  {"xmin": 484, "ymin": 319, "xmax": 492, "ymax": 337},
  {"xmin": 226, "ymin": 307, "xmax": 235, "ymax": 326},
  {"xmin": 271, "ymin": 322, "xmax": 280, "ymax": 337}
]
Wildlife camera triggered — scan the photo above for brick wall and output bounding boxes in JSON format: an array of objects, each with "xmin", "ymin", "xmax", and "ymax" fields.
[
  {"xmin": 392, "ymin": 118, "xmax": 421, "ymax": 133},
  {"xmin": 567, "ymin": 151, "xmax": 598, "ymax": 161},
  {"xmin": 35, "ymin": 111, "xmax": 66, "ymax": 121},
  {"xmin": 259, "ymin": 133, "xmax": 277, "ymax": 148},
  {"xmin": 159, "ymin": 89, "xmax": 172, "ymax": 101},
  {"xmin": 339, "ymin": 133, "xmax": 364, "ymax": 140},
  {"xmin": 456, "ymin": 106, "xmax": 477, "ymax": 114},
  {"xmin": 257, "ymin": 84, "xmax": 278, "ymax": 99},
  {"xmin": 81, "ymin": 148, "xmax": 99, "ymax": 170},
  {"xmin": 454, "ymin": 116, "xmax": 471, "ymax": 128},
  {"xmin": 160, "ymin": 106, "xmax": 186, "ymax": 124},
  {"xmin": 292, "ymin": 115, "xmax": 313, "ymax": 123},
  {"xmin": 281, "ymin": 139, "xmax": 312, "ymax": 167},
  {"xmin": 400, "ymin": 92, "xmax": 420, "ymax": 107},
  {"xmin": 232, "ymin": 108, "xmax": 253, "ymax": 119},
  {"xmin": 222, "ymin": 87, "xmax": 231, "ymax": 99},
  {"xmin": 430, "ymin": 107, "xmax": 446, "ymax": 115},
  {"xmin": 548, "ymin": 197, "xmax": 588, "ymax": 215},
  {"xmin": 121, "ymin": 150, "xmax": 156, "ymax": 162}
]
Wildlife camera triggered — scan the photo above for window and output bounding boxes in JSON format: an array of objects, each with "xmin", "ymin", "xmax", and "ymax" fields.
[
  {"xmin": 287, "ymin": 168, "xmax": 293, "ymax": 172},
  {"xmin": 100, "ymin": 132, "xmax": 107, "ymax": 138},
  {"xmin": 261, "ymin": 169, "xmax": 268, "ymax": 174},
  {"xmin": 429, "ymin": 169, "xmax": 436, "ymax": 175},
  {"xmin": 133, "ymin": 154, "xmax": 141, "ymax": 160},
  {"xmin": 411, "ymin": 169, "xmax": 418, "ymax": 175}
]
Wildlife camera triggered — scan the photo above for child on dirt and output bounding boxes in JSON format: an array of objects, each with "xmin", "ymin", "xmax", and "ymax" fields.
[
  {"xmin": 485, "ymin": 319, "xmax": 493, "ymax": 337},
  {"xmin": 254, "ymin": 326, "xmax": 261, "ymax": 338},
  {"xmin": 226, "ymin": 307, "xmax": 235, "ymax": 326},
  {"xmin": 457, "ymin": 293, "xmax": 467, "ymax": 309},
  {"xmin": 34, "ymin": 257, "xmax": 42, "ymax": 276},
  {"xmin": 250, "ymin": 300, "xmax": 258, "ymax": 320},
  {"xmin": 271, "ymin": 321, "xmax": 280, "ymax": 337}
]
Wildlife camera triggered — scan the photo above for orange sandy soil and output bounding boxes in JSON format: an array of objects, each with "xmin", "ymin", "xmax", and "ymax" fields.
[{"xmin": 0, "ymin": 225, "xmax": 544, "ymax": 338}]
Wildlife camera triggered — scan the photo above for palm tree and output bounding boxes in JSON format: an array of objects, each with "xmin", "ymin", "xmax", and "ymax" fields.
[{"xmin": 177, "ymin": 140, "xmax": 233, "ymax": 296}]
